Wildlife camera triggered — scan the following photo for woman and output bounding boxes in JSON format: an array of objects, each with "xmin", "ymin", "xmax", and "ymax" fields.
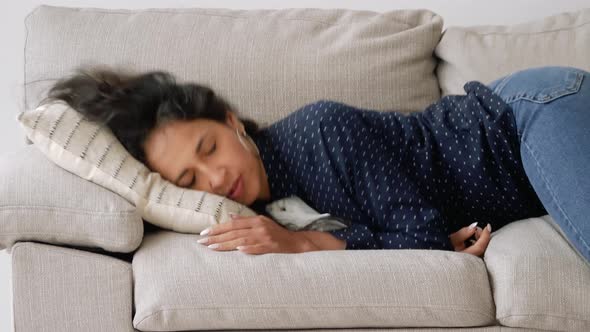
[{"xmin": 45, "ymin": 66, "xmax": 590, "ymax": 263}]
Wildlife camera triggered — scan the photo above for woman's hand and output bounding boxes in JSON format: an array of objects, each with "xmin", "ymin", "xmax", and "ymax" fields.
[
  {"xmin": 197, "ymin": 214, "xmax": 316, "ymax": 254},
  {"xmin": 448, "ymin": 223, "xmax": 493, "ymax": 257}
]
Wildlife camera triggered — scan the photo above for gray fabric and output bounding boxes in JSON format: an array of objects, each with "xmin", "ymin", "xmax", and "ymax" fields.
[
  {"xmin": 132, "ymin": 230, "xmax": 496, "ymax": 331},
  {"xmin": 11, "ymin": 242, "xmax": 135, "ymax": 332},
  {"xmin": 265, "ymin": 195, "xmax": 350, "ymax": 231},
  {"xmin": 15, "ymin": 5, "xmax": 590, "ymax": 332},
  {"xmin": 435, "ymin": 8, "xmax": 590, "ymax": 96},
  {"xmin": 0, "ymin": 145, "xmax": 143, "ymax": 253},
  {"xmin": 24, "ymin": 5, "xmax": 443, "ymax": 133},
  {"xmin": 484, "ymin": 216, "xmax": 590, "ymax": 332}
]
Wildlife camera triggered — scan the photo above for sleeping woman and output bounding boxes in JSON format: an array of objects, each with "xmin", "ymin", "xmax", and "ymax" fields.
[{"xmin": 44, "ymin": 66, "xmax": 590, "ymax": 264}]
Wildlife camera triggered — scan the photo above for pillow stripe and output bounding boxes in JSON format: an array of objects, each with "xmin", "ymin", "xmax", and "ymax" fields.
[
  {"xmin": 214, "ymin": 201, "xmax": 223, "ymax": 222},
  {"xmin": 176, "ymin": 190, "xmax": 185, "ymax": 208},
  {"xmin": 63, "ymin": 117, "xmax": 83, "ymax": 150},
  {"xmin": 113, "ymin": 154, "xmax": 128, "ymax": 179},
  {"xmin": 31, "ymin": 107, "xmax": 46, "ymax": 130},
  {"xmin": 96, "ymin": 139, "xmax": 116, "ymax": 169},
  {"xmin": 81, "ymin": 125, "xmax": 102, "ymax": 159},
  {"xmin": 195, "ymin": 192, "xmax": 205, "ymax": 212},
  {"xmin": 48, "ymin": 108, "xmax": 67, "ymax": 139},
  {"xmin": 129, "ymin": 170, "xmax": 140, "ymax": 190},
  {"xmin": 156, "ymin": 184, "xmax": 168, "ymax": 204}
]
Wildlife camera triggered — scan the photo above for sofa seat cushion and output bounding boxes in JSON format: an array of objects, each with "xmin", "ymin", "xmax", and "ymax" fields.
[
  {"xmin": 11, "ymin": 242, "xmax": 135, "ymax": 332},
  {"xmin": 0, "ymin": 145, "xmax": 143, "ymax": 253},
  {"xmin": 484, "ymin": 215, "xmax": 590, "ymax": 332},
  {"xmin": 132, "ymin": 230, "xmax": 496, "ymax": 331}
]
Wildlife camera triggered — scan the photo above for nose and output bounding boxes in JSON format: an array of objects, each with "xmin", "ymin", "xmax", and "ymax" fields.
[{"xmin": 200, "ymin": 164, "xmax": 227, "ymax": 195}]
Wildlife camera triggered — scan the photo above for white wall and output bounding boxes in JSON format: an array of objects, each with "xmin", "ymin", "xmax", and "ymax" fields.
[{"xmin": 1, "ymin": 1, "xmax": 588, "ymax": 331}]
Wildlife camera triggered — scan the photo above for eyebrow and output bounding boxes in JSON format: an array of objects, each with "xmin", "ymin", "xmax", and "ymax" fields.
[{"xmin": 174, "ymin": 130, "xmax": 209, "ymax": 185}]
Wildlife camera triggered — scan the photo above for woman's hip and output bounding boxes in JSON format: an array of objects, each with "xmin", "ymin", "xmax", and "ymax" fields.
[
  {"xmin": 487, "ymin": 66, "xmax": 590, "ymax": 265},
  {"xmin": 487, "ymin": 66, "xmax": 589, "ymax": 139}
]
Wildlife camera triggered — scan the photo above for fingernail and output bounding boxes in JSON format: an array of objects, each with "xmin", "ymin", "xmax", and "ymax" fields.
[
  {"xmin": 486, "ymin": 224, "xmax": 492, "ymax": 232},
  {"xmin": 200, "ymin": 228, "xmax": 210, "ymax": 236},
  {"xmin": 468, "ymin": 222, "xmax": 478, "ymax": 230},
  {"xmin": 208, "ymin": 243, "xmax": 220, "ymax": 249},
  {"xmin": 197, "ymin": 238, "xmax": 208, "ymax": 244},
  {"xmin": 236, "ymin": 246, "xmax": 245, "ymax": 250}
]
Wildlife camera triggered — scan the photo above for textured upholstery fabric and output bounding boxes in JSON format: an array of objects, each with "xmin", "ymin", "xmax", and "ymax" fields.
[
  {"xmin": 11, "ymin": 5, "xmax": 590, "ymax": 332},
  {"xmin": 435, "ymin": 8, "xmax": 590, "ymax": 96},
  {"xmin": 23, "ymin": 5, "xmax": 443, "ymax": 131},
  {"xmin": 132, "ymin": 230, "xmax": 496, "ymax": 331},
  {"xmin": 17, "ymin": 101, "xmax": 258, "ymax": 234},
  {"xmin": 485, "ymin": 216, "xmax": 590, "ymax": 331},
  {"xmin": 0, "ymin": 144, "xmax": 142, "ymax": 253},
  {"xmin": 11, "ymin": 242, "xmax": 135, "ymax": 332}
]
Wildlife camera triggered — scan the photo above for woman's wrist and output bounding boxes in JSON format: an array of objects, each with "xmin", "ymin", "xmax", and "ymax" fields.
[{"xmin": 295, "ymin": 230, "xmax": 346, "ymax": 252}]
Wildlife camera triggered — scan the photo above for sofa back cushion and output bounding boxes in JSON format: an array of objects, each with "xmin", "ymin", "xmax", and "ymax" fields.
[
  {"xmin": 435, "ymin": 8, "xmax": 590, "ymax": 95},
  {"xmin": 24, "ymin": 5, "xmax": 443, "ymax": 137}
]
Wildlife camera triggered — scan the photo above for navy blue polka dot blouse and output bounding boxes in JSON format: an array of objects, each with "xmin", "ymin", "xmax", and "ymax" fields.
[{"xmin": 251, "ymin": 82, "xmax": 547, "ymax": 250}]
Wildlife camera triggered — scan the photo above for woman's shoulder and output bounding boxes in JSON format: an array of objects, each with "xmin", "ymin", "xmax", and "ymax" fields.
[
  {"xmin": 287, "ymin": 99, "xmax": 364, "ymax": 125},
  {"xmin": 259, "ymin": 99, "xmax": 356, "ymax": 134},
  {"xmin": 294, "ymin": 99, "xmax": 355, "ymax": 117}
]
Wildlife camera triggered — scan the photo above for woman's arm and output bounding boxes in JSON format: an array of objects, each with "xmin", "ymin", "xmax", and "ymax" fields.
[
  {"xmin": 297, "ymin": 231, "xmax": 346, "ymax": 251},
  {"xmin": 198, "ymin": 214, "xmax": 346, "ymax": 254}
]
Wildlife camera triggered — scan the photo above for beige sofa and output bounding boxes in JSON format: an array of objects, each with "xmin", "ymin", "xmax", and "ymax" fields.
[{"xmin": 2, "ymin": 5, "xmax": 590, "ymax": 332}]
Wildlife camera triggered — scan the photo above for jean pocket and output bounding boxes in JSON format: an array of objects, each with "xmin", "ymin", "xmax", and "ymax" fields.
[{"xmin": 496, "ymin": 67, "xmax": 584, "ymax": 104}]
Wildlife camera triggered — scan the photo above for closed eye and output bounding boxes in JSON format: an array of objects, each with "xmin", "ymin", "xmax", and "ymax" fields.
[
  {"xmin": 185, "ymin": 142, "xmax": 216, "ymax": 188},
  {"xmin": 186, "ymin": 177, "xmax": 195, "ymax": 188}
]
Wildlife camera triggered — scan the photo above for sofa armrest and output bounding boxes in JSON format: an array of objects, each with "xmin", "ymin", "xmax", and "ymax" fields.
[
  {"xmin": 484, "ymin": 216, "xmax": 590, "ymax": 332},
  {"xmin": 0, "ymin": 145, "xmax": 143, "ymax": 254}
]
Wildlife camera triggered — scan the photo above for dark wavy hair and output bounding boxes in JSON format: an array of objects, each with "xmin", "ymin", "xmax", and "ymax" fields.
[{"xmin": 42, "ymin": 67, "xmax": 260, "ymax": 166}]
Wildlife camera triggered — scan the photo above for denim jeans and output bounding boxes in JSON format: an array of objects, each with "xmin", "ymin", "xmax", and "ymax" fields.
[{"xmin": 487, "ymin": 66, "xmax": 590, "ymax": 265}]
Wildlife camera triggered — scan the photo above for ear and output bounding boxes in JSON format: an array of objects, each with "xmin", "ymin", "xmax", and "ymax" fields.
[{"xmin": 225, "ymin": 110, "xmax": 245, "ymax": 133}]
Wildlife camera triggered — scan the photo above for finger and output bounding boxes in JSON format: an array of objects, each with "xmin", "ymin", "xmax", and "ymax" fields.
[
  {"xmin": 198, "ymin": 229, "xmax": 250, "ymax": 246},
  {"xmin": 236, "ymin": 243, "xmax": 268, "ymax": 255},
  {"xmin": 206, "ymin": 234, "xmax": 252, "ymax": 252},
  {"xmin": 462, "ymin": 224, "xmax": 492, "ymax": 257},
  {"xmin": 449, "ymin": 223, "xmax": 478, "ymax": 247},
  {"xmin": 200, "ymin": 216, "xmax": 254, "ymax": 236},
  {"xmin": 475, "ymin": 227, "xmax": 483, "ymax": 240}
]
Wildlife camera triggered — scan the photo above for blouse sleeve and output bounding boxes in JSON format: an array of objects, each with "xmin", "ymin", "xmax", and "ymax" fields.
[
  {"xmin": 326, "ymin": 210, "xmax": 453, "ymax": 251},
  {"xmin": 311, "ymin": 100, "xmax": 453, "ymax": 251}
]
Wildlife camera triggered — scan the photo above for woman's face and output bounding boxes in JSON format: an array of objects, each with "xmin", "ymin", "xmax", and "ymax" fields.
[{"xmin": 143, "ymin": 111, "xmax": 270, "ymax": 206}]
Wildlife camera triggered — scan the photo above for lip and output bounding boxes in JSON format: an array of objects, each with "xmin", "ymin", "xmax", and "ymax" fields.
[{"xmin": 228, "ymin": 175, "xmax": 242, "ymax": 200}]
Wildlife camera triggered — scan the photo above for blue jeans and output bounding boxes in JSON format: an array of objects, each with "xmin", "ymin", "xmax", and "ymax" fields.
[{"xmin": 487, "ymin": 66, "xmax": 590, "ymax": 265}]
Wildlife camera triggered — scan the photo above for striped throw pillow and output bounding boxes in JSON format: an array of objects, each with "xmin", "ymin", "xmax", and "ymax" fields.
[{"xmin": 17, "ymin": 101, "xmax": 257, "ymax": 233}]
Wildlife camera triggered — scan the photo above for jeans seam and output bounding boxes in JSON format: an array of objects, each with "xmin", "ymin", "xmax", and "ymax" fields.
[{"xmin": 522, "ymin": 139, "xmax": 590, "ymax": 256}]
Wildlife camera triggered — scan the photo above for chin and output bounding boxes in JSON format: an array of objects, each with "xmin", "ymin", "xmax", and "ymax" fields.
[{"xmin": 242, "ymin": 193, "xmax": 257, "ymax": 207}]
